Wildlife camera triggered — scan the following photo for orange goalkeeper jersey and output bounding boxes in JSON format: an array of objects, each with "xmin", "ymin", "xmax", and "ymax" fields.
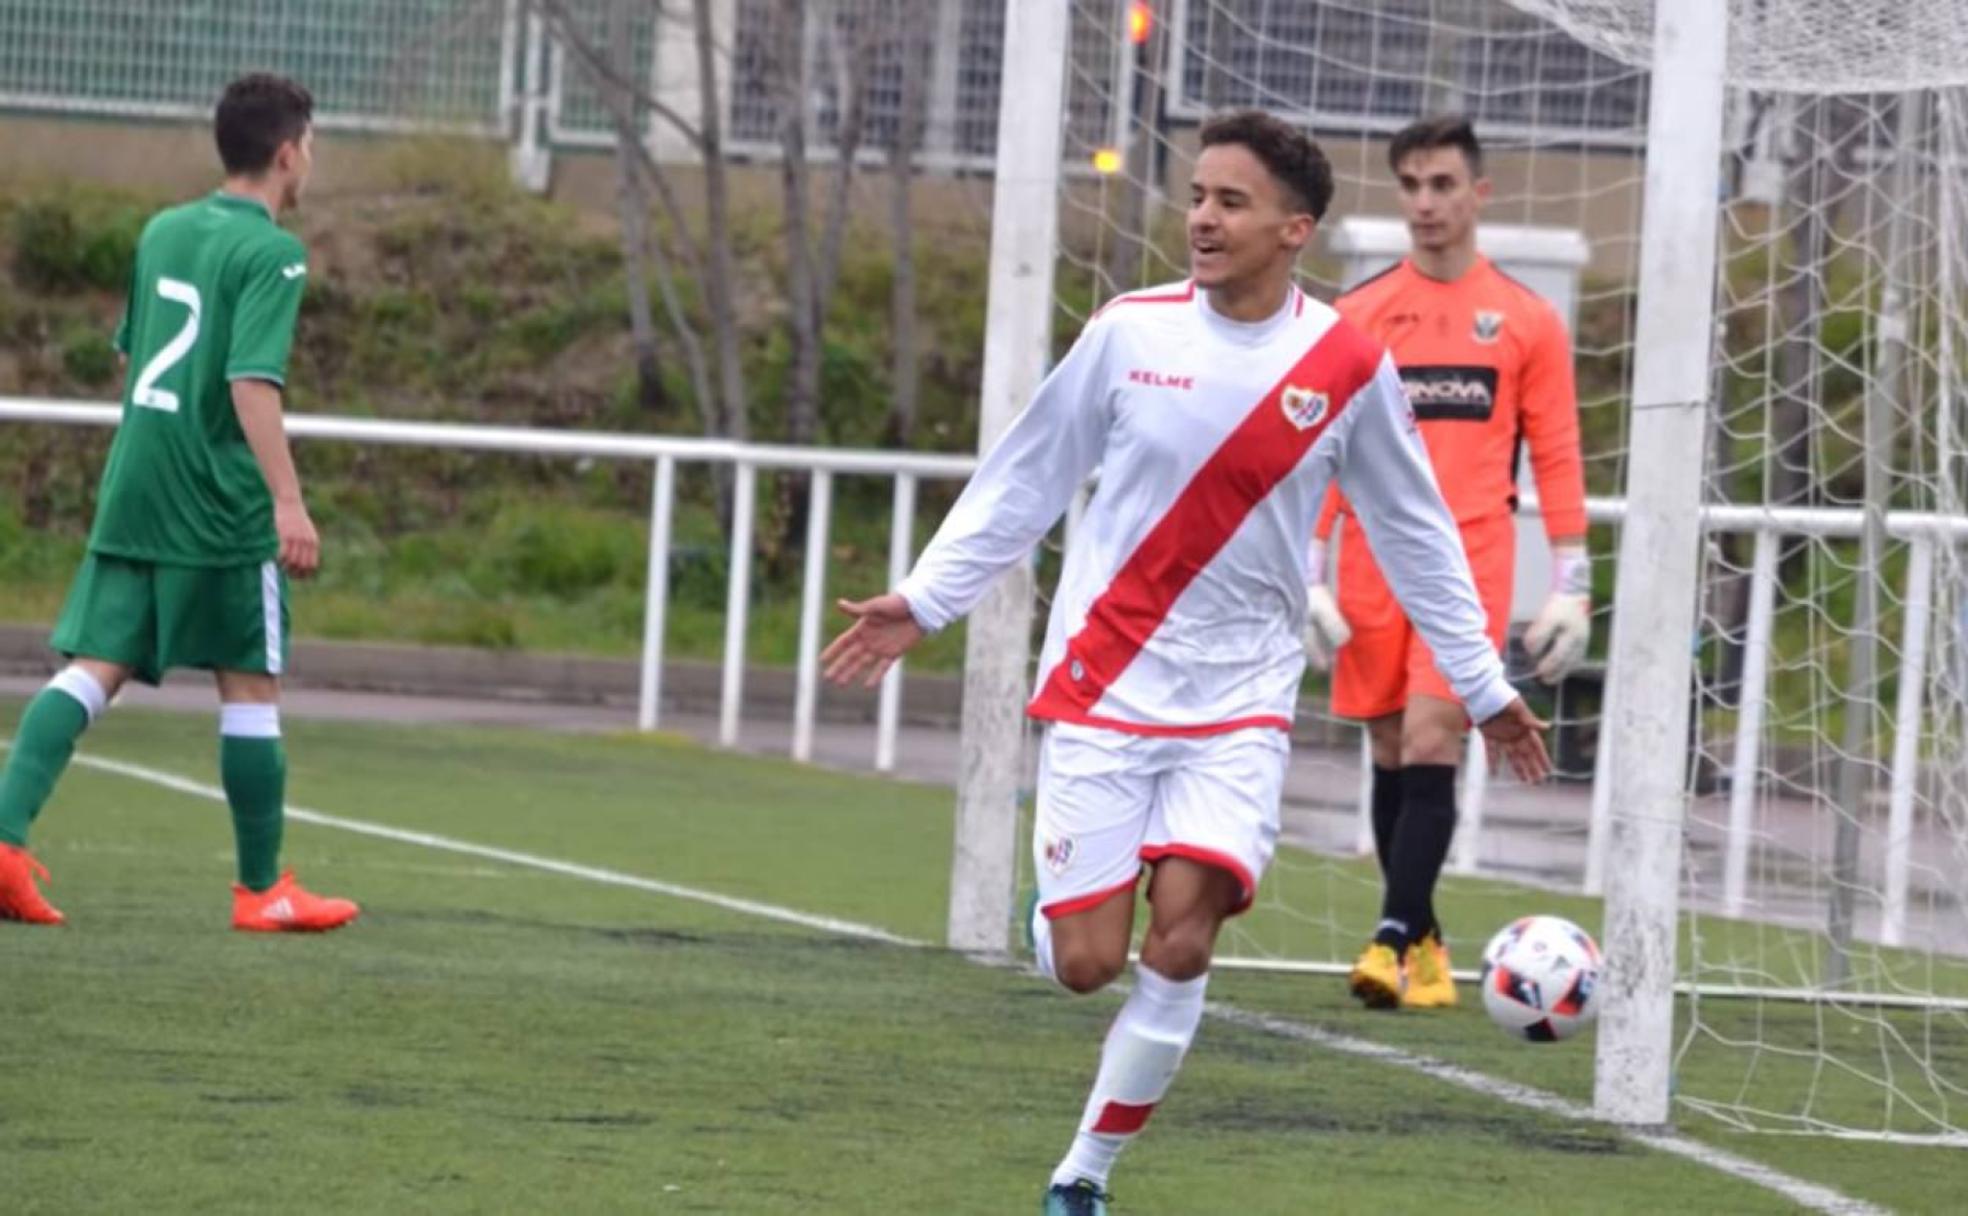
[{"xmin": 1316, "ymin": 256, "xmax": 1586, "ymax": 542}]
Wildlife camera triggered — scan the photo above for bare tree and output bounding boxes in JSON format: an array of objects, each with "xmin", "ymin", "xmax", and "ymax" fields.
[
  {"xmin": 773, "ymin": 0, "xmax": 823, "ymax": 457},
  {"xmin": 603, "ymin": 0, "xmax": 669, "ymax": 415},
  {"xmin": 531, "ymin": 0, "xmax": 751, "ymax": 531},
  {"xmin": 534, "ymin": 0, "xmax": 748, "ymax": 529},
  {"xmin": 813, "ymin": 5, "xmax": 878, "ymax": 305},
  {"xmin": 766, "ymin": 0, "xmax": 885, "ymax": 556},
  {"xmin": 773, "ymin": 1, "xmax": 881, "ymax": 454},
  {"xmin": 537, "ymin": 0, "xmax": 897, "ymax": 539},
  {"xmin": 695, "ymin": 0, "xmax": 749, "ymax": 447},
  {"xmin": 534, "ymin": 0, "xmax": 740, "ymax": 437},
  {"xmin": 883, "ymin": 0, "xmax": 931, "ymax": 447}
]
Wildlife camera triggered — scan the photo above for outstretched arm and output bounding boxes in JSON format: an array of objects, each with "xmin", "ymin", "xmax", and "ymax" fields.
[
  {"xmin": 1476, "ymin": 696, "xmax": 1551, "ymax": 784},
  {"xmin": 824, "ymin": 320, "xmax": 1115, "ymax": 686},
  {"xmin": 888, "ymin": 323, "xmax": 1115, "ymax": 633},
  {"xmin": 820, "ymin": 593, "xmax": 924, "ymax": 688}
]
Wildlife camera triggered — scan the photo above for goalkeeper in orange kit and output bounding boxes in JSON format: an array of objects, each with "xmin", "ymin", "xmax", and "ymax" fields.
[{"xmin": 1303, "ymin": 116, "xmax": 1590, "ymax": 1010}]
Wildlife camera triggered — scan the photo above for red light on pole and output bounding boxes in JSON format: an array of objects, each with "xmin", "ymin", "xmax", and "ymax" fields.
[{"xmin": 1127, "ymin": 2, "xmax": 1153, "ymax": 46}]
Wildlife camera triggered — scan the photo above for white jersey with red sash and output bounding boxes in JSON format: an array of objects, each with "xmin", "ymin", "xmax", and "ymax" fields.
[{"xmin": 897, "ymin": 279, "xmax": 1514, "ymax": 735}]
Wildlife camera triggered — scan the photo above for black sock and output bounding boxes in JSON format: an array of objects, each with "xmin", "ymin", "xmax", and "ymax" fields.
[
  {"xmin": 1376, "ymin": 763, "xmax": 1458, "ymax": 952},
  {"xmin": 1369, "ymin": 764, "xmax": 1404, "ymax": 881}
]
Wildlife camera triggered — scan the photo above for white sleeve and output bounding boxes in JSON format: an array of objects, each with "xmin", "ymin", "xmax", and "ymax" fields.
[
  {"xmin": 1334, "ymin": 358, "xmax": 1517, "ymax": 723},
  {"xmin": 894, "ymin": 320, "xmax": 1114, "ymax": 631}
]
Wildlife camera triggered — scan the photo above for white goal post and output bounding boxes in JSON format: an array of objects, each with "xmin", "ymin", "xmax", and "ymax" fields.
[
  {"xmin": 1591, "ymin": 0, "xmax": 1730, "ymax": 1126},
  {"xmin": 946, "ymin": 0, "xmax": 1071, "ymax": 955}
]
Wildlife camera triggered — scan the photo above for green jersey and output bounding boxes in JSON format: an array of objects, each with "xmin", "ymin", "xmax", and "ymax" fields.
[{"xmin": 90, "ymin": 192, "xmax": 308, "ymax": 566}]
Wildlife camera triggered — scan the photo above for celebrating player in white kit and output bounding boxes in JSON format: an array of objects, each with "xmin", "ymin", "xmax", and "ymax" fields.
[{"xmin": 822, "ymin": 110, "xmax": 1550, "ymax": 1215}]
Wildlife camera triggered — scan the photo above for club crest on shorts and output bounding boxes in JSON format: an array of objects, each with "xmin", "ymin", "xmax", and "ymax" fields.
[
  {"xmin": 1472, "ymin": 310, "xmax": 1505, "ymax": 344},
  {"xmin": 1280, "ymin": 384, "xmax": 1329, "ymax": 431},
  {"xmin": 1043, "ymin": 835, "xmax": 1077, "ymax": 875}
]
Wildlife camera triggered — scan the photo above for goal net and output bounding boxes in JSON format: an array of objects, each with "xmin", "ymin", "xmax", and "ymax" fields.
[{"xmin": 1019, "ymin": 0, "xmax": 1968, "ymax": 1144}]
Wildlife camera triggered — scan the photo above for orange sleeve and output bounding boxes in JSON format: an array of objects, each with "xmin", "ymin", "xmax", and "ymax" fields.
[
  {"xmin": 1314, "ymin": 482, "xmax": 1345, "ymax": 543},
  {"xmin": 1321, "ymin": 290, "xmax": 1369, "ymax": 543},
  {"xmin": 1520, "ymin": 304, "xmax": 1588, "ymax": 540}
]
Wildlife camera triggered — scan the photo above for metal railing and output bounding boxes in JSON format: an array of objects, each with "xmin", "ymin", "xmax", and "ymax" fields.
[
  {"xmin": 0, "ymin": 398, "xmax": 975, "ymax": 774},
  {"xmin": 5, "ymin": 398, "xmax": 1962, "ymax": 946}
]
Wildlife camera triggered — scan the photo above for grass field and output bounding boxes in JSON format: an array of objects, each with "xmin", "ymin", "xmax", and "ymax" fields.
[{"xmin": 3, "ymin": 699, "xmax": 1960, "ymax": 1214}]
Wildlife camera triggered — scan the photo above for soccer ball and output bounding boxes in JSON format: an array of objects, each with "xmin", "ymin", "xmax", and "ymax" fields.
[{"xmin": 1479, "ymin": 915, "xmax": 1602, "ymax": 1043}]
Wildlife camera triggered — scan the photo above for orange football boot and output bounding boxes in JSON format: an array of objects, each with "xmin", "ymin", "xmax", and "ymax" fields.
[
  {"xmin": 232, "ymin": 871, "xmax": 359, "ymax": 933},
  {"xmin": 0, "ymin": 842, "xmax": 65, "ymax": 925}
]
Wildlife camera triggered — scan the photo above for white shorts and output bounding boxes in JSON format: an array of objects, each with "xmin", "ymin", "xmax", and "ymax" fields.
[{"xmin": 1033, "ymin": 721, "xmax": 1288, "ymax": 921}]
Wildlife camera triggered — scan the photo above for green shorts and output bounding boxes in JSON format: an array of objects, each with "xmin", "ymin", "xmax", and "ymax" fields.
[{"xmin": 50, "ymin": 552, "xmax": 290, "ymax": 687}]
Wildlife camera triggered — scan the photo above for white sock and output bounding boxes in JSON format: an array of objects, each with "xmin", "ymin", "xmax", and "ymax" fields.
[
  {"xmin": 219, "ymin": 703, "xmax": 281, "ymax": 738},
  {"xmin": 1051, "ymin": 963, "xmax": 1208, "ymax": 1189},
  {"xmin": 49, "ymin": 667, "xmax": 109, "ymax": 725}
]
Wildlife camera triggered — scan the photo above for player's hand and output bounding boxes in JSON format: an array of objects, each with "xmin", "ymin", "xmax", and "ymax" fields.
[
  {"xmin": 822, "ymin": 592, "xmax": 926, "ymax": 688},
  {"xmin": 1477, "ymin": 696, "xmax": 1551, "ymax": 784},
  {"xmin": 1302, "ymin": 584, "xmax": 1351, "ymax": 671},
  {"xmin": 274, "ymin": 497, "xmax": 320, "ymax": 578},
  {"xmin": 1525, "ymin": 543, "xmax": 1592, "ymax": 685},
  {"xmin": 1524, "ymin": 592, "xmax": 1590, "ymax": 685}
]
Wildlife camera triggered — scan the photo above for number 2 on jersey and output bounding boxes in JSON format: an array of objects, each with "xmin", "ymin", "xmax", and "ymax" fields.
[{"xmin": 131, "ymin": 277, "xmax": 202, "ymax": 413}]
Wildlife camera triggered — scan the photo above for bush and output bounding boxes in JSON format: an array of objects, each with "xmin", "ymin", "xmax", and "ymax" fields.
[
  {"xmin": 0, "ymin": 173, "xmax": 996, "ymax": 662},
  {"xmin": 11, "ymin": 192, "xmax": 146, "ymax": 293},
  {"xmin": 0, "ymin": 499, "xmax": 85, "ymax": 581},
  {"xmin": 61, "ymin": 324, "xmax": 117, "ymax": 385},
  {"xmin": 472, "ymin": 501, "xmax": 644, "ymax": 597}
]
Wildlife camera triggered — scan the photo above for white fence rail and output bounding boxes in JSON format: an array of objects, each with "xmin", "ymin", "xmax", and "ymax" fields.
[
  {"xmin": 0, "ymin": 398, "xmax": 974, "ymax": 774},
  {"xmin": 3, "ymin": 398, "xmax": 1960, "ymax": 943}
]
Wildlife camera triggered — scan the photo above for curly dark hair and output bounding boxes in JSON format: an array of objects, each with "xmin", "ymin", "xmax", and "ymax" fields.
[
  {"xmin": 1388, "ymin": 114, "xmax": 1484, "ymax": 178},
  {"xmin": 1197, "ymin": 109, "xmax": 1335, "ymax": 220},
  {"xmin": 215, "ymin": 73, "xmax": 314, "ymax": 175}
]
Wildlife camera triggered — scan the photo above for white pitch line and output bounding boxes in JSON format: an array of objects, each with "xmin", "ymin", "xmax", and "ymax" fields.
[
  {"xmin": 1209, "ymin": 1005, "xmax": 1890, "ymax": 1216},
  {"xmin": 62, "ymin": 748, "xmax": 1886, "ymax": 1216},
  {"xmin": 64, "ymin": 751, "xmax": 924, "ymax": 949}
]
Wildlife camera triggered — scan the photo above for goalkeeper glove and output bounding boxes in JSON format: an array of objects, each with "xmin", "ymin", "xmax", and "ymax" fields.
[
  {"xmin": 1524, "ymin": 541, "xmax": 1592, "ymax": 685},
  {"xmin": 1302, "ymin": 540, "xmax": 1351, "ymax": 672}
]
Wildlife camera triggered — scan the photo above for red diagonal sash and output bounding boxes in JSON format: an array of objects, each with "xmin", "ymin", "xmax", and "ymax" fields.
[{"xmin": 1028, "ymin": 321, "xmax": 1381, "ymax": 723}]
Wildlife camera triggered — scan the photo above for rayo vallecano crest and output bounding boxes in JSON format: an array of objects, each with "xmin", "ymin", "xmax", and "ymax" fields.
[{"xmin": 1280, "ymin": 384, "xmax": 1329, "ymax": 431}]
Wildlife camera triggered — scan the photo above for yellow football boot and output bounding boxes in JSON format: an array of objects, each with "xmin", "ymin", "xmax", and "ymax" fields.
[
  {"xmin": 1348, "ymin": 941, "xmax": 1404, "ymax": 1010},
  {"xmin": 1402, "ymin": 932, "xmax": 1458, "ymax": 1009}
]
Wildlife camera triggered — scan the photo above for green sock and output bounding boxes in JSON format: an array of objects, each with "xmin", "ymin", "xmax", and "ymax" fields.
[
  {"xmin": 220, "ymin": 731, "xmax": 286, "ymax": 892},
  {"xmin": 0, "ymin": 683, "xmax": 94, "ymax": 846}
]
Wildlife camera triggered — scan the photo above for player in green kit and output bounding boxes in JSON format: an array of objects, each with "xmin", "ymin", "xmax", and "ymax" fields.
[{"xmin": 0, "ymin": 74, "xmax": 357, "ymax": 932}]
